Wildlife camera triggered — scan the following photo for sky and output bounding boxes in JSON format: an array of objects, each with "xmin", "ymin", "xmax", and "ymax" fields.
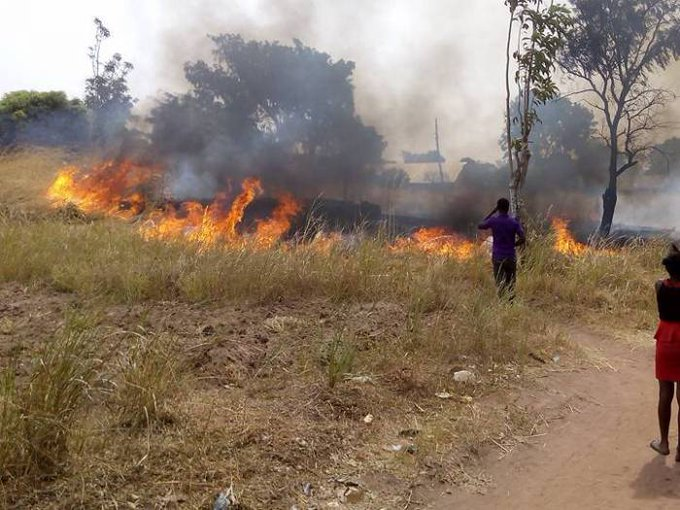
[
  {"xmin": 0, "ymin": 0, "xmax": 512, "ymax": 176},
  {"xmin": 5, "ymin": 0, "xmax": 680, "ymax": 180}
]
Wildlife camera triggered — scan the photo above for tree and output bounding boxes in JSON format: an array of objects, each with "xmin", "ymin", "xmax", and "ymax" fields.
[
  {"xmin": 0, "ymin": 90, "xmax": 87, "ymax": 147},
  {"xmin": 502, "ymin": 96, "xmax": 609, "ymax": 191},
  {"xmin": 649, "ymin": 137, "xmax": 680, "ymax": 178},
  {"xmin": 149, "ymin": 35, "xmax": 385, "ymax": 200},
  {"xmin": 503, "ymin": 0, "xmax": 573, "ymax": 219},
  {"xmin": 85, "ymin": 18, "xmax": 135, "ymax": 146},
  {"xmin": 560, "ymin": 0, "xmax": 680, "ymax": 237}
]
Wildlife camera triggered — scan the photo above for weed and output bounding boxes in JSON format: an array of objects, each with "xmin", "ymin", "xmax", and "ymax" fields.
[
  {"xmin": 0, "ymin": 331, "xmax": 97, "ymax": 477},
  {"xmin": 322, "ymin": 333, "xmax": 356, "ymax": 388},
  {"xmin": 114, "ymin": 333, "xmax": 181, "ymax": 429}
]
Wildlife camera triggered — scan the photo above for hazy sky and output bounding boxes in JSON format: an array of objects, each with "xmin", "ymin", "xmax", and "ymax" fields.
[{"xmin": 0, "ymin": 0, "xmax": 515, "ymax": 173}]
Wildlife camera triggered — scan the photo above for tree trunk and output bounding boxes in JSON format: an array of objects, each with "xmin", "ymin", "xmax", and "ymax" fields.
[
  {"xmin": 510, "ymin": 146, "xmax": 530, "ymax": 221},
  {"xmin": 598, "ymin": 131, "xmax": 620, "ymax": 238},
  {"xmin": 599, "ymin": 176, "xmax": 617, "ymax": 238},
  {"xmin": 505, "ymin": 7, "xmax": 516, "ymax": 211}
]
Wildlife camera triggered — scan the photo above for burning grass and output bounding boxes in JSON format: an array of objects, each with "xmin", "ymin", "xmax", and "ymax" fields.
[{"xmin": 0, "ymin": 149, "xmax": 669, "ymax": 507}]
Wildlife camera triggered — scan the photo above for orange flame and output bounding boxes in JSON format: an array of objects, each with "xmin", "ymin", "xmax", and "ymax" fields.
[
  {"xmin": 255, "ymin": 193, "xmax": 302, "ymax": 248},
  {"xmin": 392, "ymin": 227, "xmax": 476, "ymax": 261},
  {"xmin": 551, "ymin": 218, "xmax": 586, "ymax": 256},
  {"xmin": 46, "ymin": 162, "xmax": 301, "ymax": 249},
  {"xmin": 47, "ymin": 161, "xmax": 160, "ymax": 218}
]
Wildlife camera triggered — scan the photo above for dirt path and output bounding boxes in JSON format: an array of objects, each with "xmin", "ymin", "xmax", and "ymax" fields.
[{"xmin": 429, "ymin": 328, "xmax": 680, "ymax": 510}]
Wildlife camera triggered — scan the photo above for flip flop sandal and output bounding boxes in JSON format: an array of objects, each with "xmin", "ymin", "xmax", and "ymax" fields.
[{"xmin": 650, "ymin": 439, "xmax": 670, "ymax": 456}]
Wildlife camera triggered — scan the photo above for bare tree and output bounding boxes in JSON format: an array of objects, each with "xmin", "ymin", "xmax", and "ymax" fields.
[
  {"xmin": 503, "ymin": 0, "xmax": 573, "ymax": 219},
  {"xmin": 560, "ymin": 0, "xmax": 680, "ymax": 237},
  {"xmin": 85, "ymin": 18, "xmax": 135, "ymax": 146}
]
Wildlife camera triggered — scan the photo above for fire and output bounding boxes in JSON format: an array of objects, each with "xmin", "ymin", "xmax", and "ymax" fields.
[
  {"xmin": 47, "ymin": 161, "xmax": 160, "ymax": 218},
  {"xmin": 46, "ymin": 162, "xmax": 301, "ymax": 249},
  {"xmin": 393, "ymin": 227, "xmax": 476, "ymax": 261},
  {"xmin": 551, "ymin": 217, "xmax": 586, "ymax": 256},
  {"xmin": 46, "ymin": 161, "xmax": 612, "ymax": 260},
  {"xmin": 255, "ymin": 193, "xmax": 302, "ymax": 248}
]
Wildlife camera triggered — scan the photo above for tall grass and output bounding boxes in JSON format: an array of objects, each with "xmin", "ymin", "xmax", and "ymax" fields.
[
  {"xmin": 0, "ymin": 211, "xmax": 665, "ymax": 329},
  {"xmin": 0, "ymin": 148, "xmax": 671, "ymax": 506},
  {"xmin": 0, "ymin": 331, "xmax": 98, "ymax": 477},
  {"xmin": 114, "ymin": 333, "xmax": 181, "ymax": 429}
]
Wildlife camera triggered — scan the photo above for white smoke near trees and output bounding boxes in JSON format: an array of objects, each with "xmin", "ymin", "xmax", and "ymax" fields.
[{"xmin": 141, "ymin": 0, "xmax": 509, "ymax": 171}]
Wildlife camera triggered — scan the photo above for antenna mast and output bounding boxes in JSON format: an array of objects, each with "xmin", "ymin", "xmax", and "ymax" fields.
[{"xmin": 435, "ymin": 118, "xmax": 445, "ymax": 183}]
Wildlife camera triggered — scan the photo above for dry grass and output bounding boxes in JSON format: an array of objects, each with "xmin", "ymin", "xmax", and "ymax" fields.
[
  {"xmin": 0, "ymin": 148, "xmax": 670, "ymax": 508},
  {"xmin": 0, "ymin": 330, "xmax": 99, "ymax": 478}
]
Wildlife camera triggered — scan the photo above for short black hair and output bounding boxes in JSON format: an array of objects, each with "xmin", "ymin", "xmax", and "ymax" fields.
[
  {"xmin": 497, "ymin": 198, "xmax": 510, "ymax": 214},
  {"xmin": 663, "ymin": 245, "xmax": 680, "ymax": 279}
]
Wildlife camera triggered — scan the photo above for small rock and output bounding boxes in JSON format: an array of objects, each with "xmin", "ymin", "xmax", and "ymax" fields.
[
  {"xmin": 213, "ymin": 487, "xmax": 238, "ymax": 510},
  {"xmin": 384, "ymin": 444, "xmax": 403, "ymax": 452},
  {"xmin": 302, "ymin": 482, "xmax": 313, "ymax": 496},
  {"xmin": 343, "ymin": 487, "xmax": 365, "ymax": 504},
  {"xmin": 453, "ymin": 370, "xmax": 476, "ymax": 383},
  {"xmin": 363, "ymin": 413, "xmax": 374, "ymax": 424}
]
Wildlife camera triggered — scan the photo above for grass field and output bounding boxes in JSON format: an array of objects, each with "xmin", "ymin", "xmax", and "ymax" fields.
[{"xmin": 0, "ymin": 148, "xmax": 667, "ymax": 508}]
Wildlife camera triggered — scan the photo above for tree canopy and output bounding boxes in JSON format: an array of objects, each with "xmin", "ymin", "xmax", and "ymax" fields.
[
  {"xmin": 560, "ymin": 0, "xmax": 680, "ymax": 236},
  {"xmin": 149, "ymin": 35, "xmax": 385, "ymax": 200},
  {"xmin": 0, "ymin": 90, "xmax": 88, "ymax": 147},
  {"xmin": 649, "ymin": 137, "xmax": 680, "ymax": 178},
  {"xmin": 503, "ymin": 0, "xmax": 573, "ymax": 218}
]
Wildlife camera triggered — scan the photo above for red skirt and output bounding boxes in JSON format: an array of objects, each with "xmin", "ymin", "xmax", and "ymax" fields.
[{"xmin": 656, "ymin": 320, "xmax": 680, "ymax": 381}]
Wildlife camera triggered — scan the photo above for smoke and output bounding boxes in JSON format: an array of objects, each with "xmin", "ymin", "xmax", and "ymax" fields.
[{"xmin": 140, "ymin": 0, "xmax": 508, "ymax": 170}]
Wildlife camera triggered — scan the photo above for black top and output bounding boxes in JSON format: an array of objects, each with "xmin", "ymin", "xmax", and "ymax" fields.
[{"xmin": 658, "ymin": 281, "xmax": 680, "ymax": 322}]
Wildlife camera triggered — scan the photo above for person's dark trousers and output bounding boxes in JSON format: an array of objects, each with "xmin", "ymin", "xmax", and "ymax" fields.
[{"xmin": 493, "ymin": 258, "xmax": 517, "ymax": 300}]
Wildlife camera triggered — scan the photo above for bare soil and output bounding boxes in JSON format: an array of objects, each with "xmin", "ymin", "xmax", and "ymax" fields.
[
  {"xmin": 2, "ymin": 280, "xmax": 669, "ymax": 509},
  {"xmin": 425, "ymin": 328, "xmax": 680, "ymax": 510}
]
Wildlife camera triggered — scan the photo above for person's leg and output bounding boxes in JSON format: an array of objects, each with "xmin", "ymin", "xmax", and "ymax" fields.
[
  {"xmin": 653, "ymin": 380, "xmax": 674, "ymax": 455},
  {"xmin": 506, "ymin": 259, "xmax": 517, "ymax": 302},
  {"xmin": 493, "ymin": 260, "xmax": 503, "ymax": 296},
  {"xmin": 676, "ymin": 382, "xmax": 680, "ymax": 461}
]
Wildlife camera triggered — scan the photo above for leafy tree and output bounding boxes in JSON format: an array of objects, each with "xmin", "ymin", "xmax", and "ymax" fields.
[
  {"xmin": 649, "ymin": 137, "xmax": 680, "ymax": 178},
  {"xmin": 374, "ymin": 167, "xmax": 410, "ymax": 188},
  {"xmin": 503, "ymin": 0, "xmax": 573, "ymax": 219},
  {"xmin": 150, "ymin": 35, "xmax": 384, "ymax": 200},
  {"xmin": 502, "ymin": 96, "xmax": 609, "ymax": 191},
  {"xmin": 560, "ymin": 0, "xmax": 680, "ymax": 237},
  {"xmin": 85, "ymin": 18, "xmax": 135, "ymax": 146},
  {"xmin": 0, "ymin": 90, "xmax": 87, "ymax": 147}
]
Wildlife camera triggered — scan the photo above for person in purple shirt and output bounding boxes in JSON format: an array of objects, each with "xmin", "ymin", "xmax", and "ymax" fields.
[{"xmin": 478, "ymin": 198, "xmax": 525, "ymax": 299}]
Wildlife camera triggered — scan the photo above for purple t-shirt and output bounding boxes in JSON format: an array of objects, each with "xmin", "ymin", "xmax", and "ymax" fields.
[{"xmin": 478, "ymin": 214, "xmax": 525, "ymax": 261}]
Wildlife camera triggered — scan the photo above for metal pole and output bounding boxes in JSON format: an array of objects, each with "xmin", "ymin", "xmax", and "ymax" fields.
[{"xmin": 435, "ymin": 118, "xmax": 444, "ymax": 183}]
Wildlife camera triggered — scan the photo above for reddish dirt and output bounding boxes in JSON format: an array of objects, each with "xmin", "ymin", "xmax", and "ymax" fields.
[{"xmin": 427, "ymin": 328, "xmax": 680, "ymax": 510}]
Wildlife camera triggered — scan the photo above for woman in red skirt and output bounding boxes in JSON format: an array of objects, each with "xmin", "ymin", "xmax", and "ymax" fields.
[{"xmin": 650, "ymin": 244, "xmax": 680, "ymax": 460}]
